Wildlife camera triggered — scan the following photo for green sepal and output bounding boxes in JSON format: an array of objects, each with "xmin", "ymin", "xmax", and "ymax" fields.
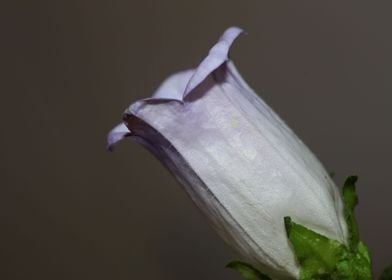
[
  {"xmin": 334, "ymin": 240, "xmax": 372, "ymax": 279},
  {"xmin": 284, "ymin": 216, "xmax": 345, "ymax": 279},
  {"xmin": 284, "ymin": 175, "xmax": 373, "ymax": 280},
  {"xmin": 342, "ymin": 176, "xmax": 373, "ymax": 279},
  {"xmin": 226, "ymin": 261, "xmax": 271, "ymax": 280},
  {"xmin": 380, "ymin": 264, "xmax": 392, "ymax": 280},
  {"xmin": 342, "ymin": 175, "xmax": 360, "ymax": 248}
]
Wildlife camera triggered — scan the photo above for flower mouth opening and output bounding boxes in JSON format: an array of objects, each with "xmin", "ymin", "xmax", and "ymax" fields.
[
  {"xmin": 122, "ymin": 113, "xmax": 142, "ymax": 135},
  {"xmin": 107, "ymin": 27, "xmax": 245, "ymax": 151}
]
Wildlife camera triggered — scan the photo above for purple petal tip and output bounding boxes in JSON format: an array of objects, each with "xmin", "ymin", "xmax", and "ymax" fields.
[{"xmin": 107, "ymin": 123, "xmax": 131, "ymax": 151}]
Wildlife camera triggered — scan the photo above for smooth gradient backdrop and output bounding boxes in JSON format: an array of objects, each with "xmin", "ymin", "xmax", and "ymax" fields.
[{"xmin": 2, "ymin": 1, "xmax": 391, "ymax": 279}]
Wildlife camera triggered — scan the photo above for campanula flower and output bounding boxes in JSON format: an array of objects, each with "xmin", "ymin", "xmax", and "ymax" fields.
[{"xmin": 108, "ymin": 27, "xmax": 348, "ymax": 280}]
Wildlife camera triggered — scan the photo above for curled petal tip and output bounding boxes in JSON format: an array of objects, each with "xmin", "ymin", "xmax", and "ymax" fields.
[
  {"xmin": 184, "ymin": 26, "xmax": 245, "ymax": 97},
  {"xmin": 149, "ymin": 70, "xmax": 195, "ymax": 102},
  {"xmin": 128, "ymin": 26, "xmax": 246, "ymax": 111},
  {"xmin": 107, "ymin": 123, "xmax": 131, "ymax": 151}
]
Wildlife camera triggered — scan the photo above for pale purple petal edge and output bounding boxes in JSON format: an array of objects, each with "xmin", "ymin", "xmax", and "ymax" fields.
[
  {"xmin": 184, "ymin": 26, "xmax": 245, "ymax": 97},
  {"xmin": 107, "ymin": 123, "xmax": 131, "ymax": 151},
  {"xmin": 148, "ymin": 70, "xmax": 194, "ymax": 102}
]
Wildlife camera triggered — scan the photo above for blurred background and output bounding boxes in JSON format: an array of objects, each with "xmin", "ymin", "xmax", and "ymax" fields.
[{"xmin": 1, "ymin": 1, "xmax": 391, "ymax": 279}]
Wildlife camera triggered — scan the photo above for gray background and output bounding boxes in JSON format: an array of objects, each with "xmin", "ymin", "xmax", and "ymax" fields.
[{"xmin": 1, "ymin": 1, "xmax": 391, "ymax": 279}]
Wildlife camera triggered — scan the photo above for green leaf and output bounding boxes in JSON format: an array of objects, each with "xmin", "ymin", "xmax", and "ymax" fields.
[
  {"xmin": 226, "ymin": 261, "xmax": 271, "ymax": 280},
  {"xmin": 342, "ymin": 175, "xmax": 360, "ymax": 249},
  {"xmin": 380, "ymin": 264, "xmax": 392, "ymax": 280}
]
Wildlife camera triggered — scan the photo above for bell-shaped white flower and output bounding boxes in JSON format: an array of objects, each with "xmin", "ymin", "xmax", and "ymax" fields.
[{"xmin": 108, "ymin": 27, "xmax": 348, "ymax": 280}]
